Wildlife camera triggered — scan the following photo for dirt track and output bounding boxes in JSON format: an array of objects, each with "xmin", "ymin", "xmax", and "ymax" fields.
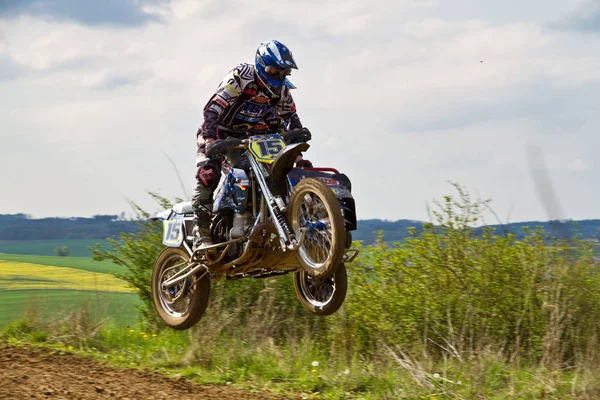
[{"xmin": 0, "ymin": 344, "xmax": 293, "ymax": 399}]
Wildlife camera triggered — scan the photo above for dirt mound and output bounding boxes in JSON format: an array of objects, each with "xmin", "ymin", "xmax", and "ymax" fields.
[{"xmin": 0, "ymin": 344, "xmax": 292, "ymax": 399}]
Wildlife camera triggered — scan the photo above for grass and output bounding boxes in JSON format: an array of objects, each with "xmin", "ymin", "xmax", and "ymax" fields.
[
  {"xmin": 4, "ymin": 322, "xmax": 599, "ymax": 400},
  {"xmin": 0, "ymin": 254, "xmax": 124, "ymax": 274},
  {"xmin": 0, "ymin": 239, "xmax": 109, "ymax": 257},
  {"xmin": 0, "ymin": 260, "xmax": 133, "ymax": 292},
  {"xmin": 0, "ymin": 290, "xmax": 142, "ymax": 328}
]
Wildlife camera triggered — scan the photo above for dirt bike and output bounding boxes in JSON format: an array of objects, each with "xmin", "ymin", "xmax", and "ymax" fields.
[{"xmin": 149, "ymin": 128, "xmax": 359, "ymax": 330}]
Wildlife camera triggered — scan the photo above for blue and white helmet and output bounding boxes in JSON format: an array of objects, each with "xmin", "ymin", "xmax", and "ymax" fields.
[{"xmin": 255, "ymin": 40, "xmax": 298, "ymax": 92}]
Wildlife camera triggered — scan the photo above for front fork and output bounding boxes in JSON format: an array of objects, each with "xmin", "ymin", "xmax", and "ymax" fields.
[{"xmin": 248, "ymin": 154, "xmax": 305, "ymax": 251}]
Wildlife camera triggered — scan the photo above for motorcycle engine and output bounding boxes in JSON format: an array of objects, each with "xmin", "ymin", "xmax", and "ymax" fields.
[{"xmin": 230, "ymin": 212, "xmax": 254, "ymax": 239}]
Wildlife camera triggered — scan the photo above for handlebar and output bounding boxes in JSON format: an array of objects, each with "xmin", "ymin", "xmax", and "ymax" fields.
[
  {"xmin": 205, "ymin": 137, "xmax": 247, "ymax": 157},
  {"xmin": 204, "ymin": 128, "xmax": 311, "ymax": 157}
]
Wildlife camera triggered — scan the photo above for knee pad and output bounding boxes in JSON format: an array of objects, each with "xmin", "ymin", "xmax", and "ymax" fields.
[
  {"xmin": 197, "ymin": 165, "xmax": 220, "ymax": 188},
  {"xmin": 192, "ymin": 202, "xmax": 213, "ymax": 221}
]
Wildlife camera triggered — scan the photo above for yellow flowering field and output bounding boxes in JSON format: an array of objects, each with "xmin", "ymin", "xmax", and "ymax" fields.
[{"xmin": 0, "ymin": 260, "xmax": 134, "ymax": 293}]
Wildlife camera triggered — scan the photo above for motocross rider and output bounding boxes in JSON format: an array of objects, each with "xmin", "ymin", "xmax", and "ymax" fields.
[{"xmin": 192, "ymin": 40, "xmax": 312, "ymax": 252}]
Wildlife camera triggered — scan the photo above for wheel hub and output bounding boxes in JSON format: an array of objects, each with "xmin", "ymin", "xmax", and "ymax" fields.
[{"xmin": 300, "ymin": 273, "xmax": 336, "ymax": 307}]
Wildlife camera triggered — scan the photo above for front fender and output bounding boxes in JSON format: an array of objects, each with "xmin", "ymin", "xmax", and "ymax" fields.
[{"xmin": 270, "ymin": 142, "xmax": 310, "ymax": 195}]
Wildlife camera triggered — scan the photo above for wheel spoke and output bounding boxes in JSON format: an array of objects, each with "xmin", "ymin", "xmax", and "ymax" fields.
[
  {"xmin": 158, "ymin": 254, "xmax": 195, "ymax": 317},
  {"xmin": 295, "ymin": 193, "xmax": 335, "ymax": 268},
  {"xmin": 289, "ymin": 179, "xmax": 346, "ymax": 278}
]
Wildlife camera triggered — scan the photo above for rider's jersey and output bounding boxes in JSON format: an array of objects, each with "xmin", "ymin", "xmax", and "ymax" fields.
[{"xmin": 200, "ymin": 63, "xmax": 302, "ymax": 140}]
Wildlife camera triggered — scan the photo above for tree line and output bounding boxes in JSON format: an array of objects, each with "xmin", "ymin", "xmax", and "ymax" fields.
[{"xmin": 2, "ymin": 212, "xmax": 600, "ymax": 245}]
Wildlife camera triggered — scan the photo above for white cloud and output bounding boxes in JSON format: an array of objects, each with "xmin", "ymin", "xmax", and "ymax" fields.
[
  {"xmin": 568, "ymin": 159, "xmax": 592, "ymax": 172},
  {"xmin": 1, "ymin": 0, "xmax": 600, "ymax": 223}
]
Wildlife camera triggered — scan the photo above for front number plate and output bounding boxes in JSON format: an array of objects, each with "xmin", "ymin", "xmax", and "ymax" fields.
[{"xmin": 248, "ymin": 134, "xmax": 286, "ymax": 164}]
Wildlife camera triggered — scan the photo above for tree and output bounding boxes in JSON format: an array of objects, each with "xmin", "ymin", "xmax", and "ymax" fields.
[{"xmin": 54, "ymin": 245, "xmax": 70, "ymax": 257}]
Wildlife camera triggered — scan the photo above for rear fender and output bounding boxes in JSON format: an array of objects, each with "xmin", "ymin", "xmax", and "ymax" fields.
[{"xmin": 149, "ymin": 208, "xmax": 173, "ymax": 221}]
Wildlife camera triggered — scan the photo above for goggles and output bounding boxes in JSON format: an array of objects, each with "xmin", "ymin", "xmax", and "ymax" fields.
[{"xmin": 265, "ymin": 65, "xmax": 292, "ymax": 80}]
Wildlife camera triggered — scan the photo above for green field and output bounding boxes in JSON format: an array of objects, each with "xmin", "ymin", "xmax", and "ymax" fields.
[
  {"xmin": 0, "ymin": 254, "xmax": 125, "ymax": 274},
  {"xmin": 0, "ymin": 253, "xmax": 141, "ymax": 328},
  {"xmin": 0, "ymin": 239, "xmax": 110, "ymax": 257},
  {"xmin": 0, "ymin": 289, "xmax": 142, "ymax": 328}
]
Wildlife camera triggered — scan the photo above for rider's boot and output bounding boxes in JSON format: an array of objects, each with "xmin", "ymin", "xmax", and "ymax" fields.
[
  {"xmin": 192, "ymin": 203, "xmax": 216, "ymax": 257},
  {"xmin": 192, "ymin": 225, "xmax": 214, "ymax": 252},
  {"xmin": 192, "ymin": 161, "xmax": 221, "ymax": 258}
]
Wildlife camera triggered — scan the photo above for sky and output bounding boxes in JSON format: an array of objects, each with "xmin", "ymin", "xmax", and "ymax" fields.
[{"xmin": 1, "ymin": 0, "xmax": 599, "ymax": 223}]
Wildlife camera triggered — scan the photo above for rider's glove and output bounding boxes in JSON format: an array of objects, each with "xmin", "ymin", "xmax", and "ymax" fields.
[
  {"xmin": 296, "ymin": 159, "xmax": 313, "ymax": 168},
  {"xmin": 205, "ymin": 140, "xmax": 217, "ymax": 154},
  {"xmin": 283, "ymin": 127, "xmax": 312, "ymax": 144},
  {"xmin": 297, "ymin": 127, "xmax": 312, "ymax": 143}
]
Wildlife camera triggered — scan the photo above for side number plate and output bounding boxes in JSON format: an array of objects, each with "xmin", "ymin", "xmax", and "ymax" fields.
[{"xmin": 162, "ymin": 216, "xmax": 184, "ymax": 247}]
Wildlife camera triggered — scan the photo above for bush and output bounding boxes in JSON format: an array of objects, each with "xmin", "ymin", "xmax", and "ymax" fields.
[
  {"xmin": 345, "ymin": 183, "xmax": 600, "ymax": 370},
  {"xmin": 87, "ymin": 184, "xmax": 600, "ymax": 390}
]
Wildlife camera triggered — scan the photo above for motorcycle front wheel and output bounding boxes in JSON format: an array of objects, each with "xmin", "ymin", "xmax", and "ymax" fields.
[
  {"xmin": 151, "ymin": 247, "xmax": 210, "ymax": 330},
  {"xmin": 288, "ymin": 178, "xmax": 346, "ymax": 277},
  {"xmin": 294, "ymin": 262, "xmax": 348, "ymax": 316}
]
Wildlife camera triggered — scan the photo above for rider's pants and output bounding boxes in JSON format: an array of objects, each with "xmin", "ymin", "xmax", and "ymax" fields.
[{"xmin": 191, "ymin": 147, "xmax": 245, "ymax": 246}]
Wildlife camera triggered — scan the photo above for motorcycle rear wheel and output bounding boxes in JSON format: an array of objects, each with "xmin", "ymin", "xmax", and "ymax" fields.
[
  {"xmin": 288, "ymin": 178, "xmax": 346, "ymax": 277},
  {"xmin": 294, "ymin": 263, "xmax": 347, "ymax": 316},
  {"xmin": 151, "ymin": 247, "xmax": 210, "ymax": 330}
]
